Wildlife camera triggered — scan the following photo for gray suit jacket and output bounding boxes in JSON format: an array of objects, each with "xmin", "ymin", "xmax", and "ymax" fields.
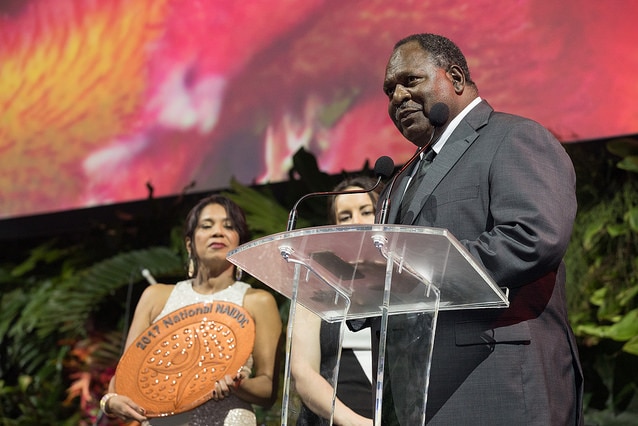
[{"xmin": 379, "ymin": 100, "xmax": 584, "ymax": 425}]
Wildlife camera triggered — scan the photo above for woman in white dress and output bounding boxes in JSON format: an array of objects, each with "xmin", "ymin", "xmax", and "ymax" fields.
[{"xmin": 101, "ymin": 195, "xmax": 282, "ymax": 425}]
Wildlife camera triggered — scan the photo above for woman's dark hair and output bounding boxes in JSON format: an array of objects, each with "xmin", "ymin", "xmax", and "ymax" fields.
[
  {"xmin": 326, "ymin": 176, "xmax": 383, "ymax": 225},
  {"xmin": 183, "ymin": 194, "xmax": 250, "ymax": 272}
]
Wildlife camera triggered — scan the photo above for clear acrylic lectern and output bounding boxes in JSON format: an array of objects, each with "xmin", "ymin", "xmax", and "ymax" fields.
[{"xmin": 227, "ymin": 224, "xmax": 509, "ymax": 425}]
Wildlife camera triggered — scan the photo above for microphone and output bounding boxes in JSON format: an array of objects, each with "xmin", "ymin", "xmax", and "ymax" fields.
[
  {"xmin": 286, "ymin": 156, "xmax": 395, "ymax": 231},
  {"xmin": 141, "ymin": 268, "xmax": 158, "ymax": 285},
  {"xmin": 377, "ymin": 102, "xmax": 450, "ymax": 224}
]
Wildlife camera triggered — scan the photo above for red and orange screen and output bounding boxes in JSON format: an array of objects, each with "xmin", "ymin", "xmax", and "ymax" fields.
[{"xmin": 1, "ymin": 0, "xmax": 637, "ymax": 219}]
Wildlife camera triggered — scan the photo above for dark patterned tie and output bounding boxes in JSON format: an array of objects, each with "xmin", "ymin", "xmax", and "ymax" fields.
[{"xmin": 398, "ymin": 149, "xmax": 436, "ymax": 222}]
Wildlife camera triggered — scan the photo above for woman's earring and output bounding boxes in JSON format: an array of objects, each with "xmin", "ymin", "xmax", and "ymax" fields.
[
  {"xmin": 188, "ymin": 258, "xmax": 195, "ymax": 278},
  {"xmin": 235, "ymin": 267, "xmax": 243, "ymax": 281}
]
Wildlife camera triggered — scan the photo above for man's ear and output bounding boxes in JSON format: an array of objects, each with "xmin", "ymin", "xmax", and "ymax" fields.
[{"xmin": 447, "ymin": 65, "xmax": 465, "ymax": 93}]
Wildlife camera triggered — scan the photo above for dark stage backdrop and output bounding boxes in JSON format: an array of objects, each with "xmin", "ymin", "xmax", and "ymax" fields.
[{"xmin": 1, "ymin": 0, "xmax": 637, "ymax": 220}]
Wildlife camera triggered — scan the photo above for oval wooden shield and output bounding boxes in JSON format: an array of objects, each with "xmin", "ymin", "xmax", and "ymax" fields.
[{"xmin": 114, "ymin": 301, "xmax": 255, "ymax": 417}]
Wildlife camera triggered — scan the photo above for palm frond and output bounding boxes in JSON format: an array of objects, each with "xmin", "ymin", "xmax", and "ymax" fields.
[{"xmin": 26, "ymin": 247, "xmax": 183, "ymax": 339}]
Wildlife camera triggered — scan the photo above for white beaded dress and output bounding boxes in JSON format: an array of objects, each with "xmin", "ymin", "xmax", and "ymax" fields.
[{"xmin": 148, "ymin": 279, "xmax": 256, "ymax": 426}]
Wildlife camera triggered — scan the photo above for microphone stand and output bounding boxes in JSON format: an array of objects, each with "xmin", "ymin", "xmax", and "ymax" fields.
[
  {"xmin": 286, "ymin": 176, "xmax": 384, "ymax": 231},
  {"xmin": 377, "ymin": 132, "xmax": 437, "ymax": 225}
]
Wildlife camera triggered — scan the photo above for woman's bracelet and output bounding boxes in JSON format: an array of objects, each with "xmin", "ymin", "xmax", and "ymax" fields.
[
  {"xmin": 100, "ymin": 393, "xmax": 118, "ymax": 418},
  {"xmin": 237, "ymin": 365, "xmax": 252, "ymax": 378}
]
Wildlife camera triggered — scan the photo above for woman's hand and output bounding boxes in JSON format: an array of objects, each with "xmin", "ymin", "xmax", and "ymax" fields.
[
  {"xmin": 236, "ymin": 354, "xmax": 253, "ymax": 384},
  {"xmin": 103, "ymin": 393, "xmax": 147, "ymax": 423},
  {"xmin": 212, "ymin": 374, "xmax": 236, "ymax": 401},
  {"xmin": 212, "ymin": 355, "xmax": 253, "ymax": 401}
]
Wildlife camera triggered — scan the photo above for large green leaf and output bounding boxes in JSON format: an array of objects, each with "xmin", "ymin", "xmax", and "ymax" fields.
[
  {"xmin": 578, "ymin": 310, "xmax": 638, "ymax": 343},
  {"xmin": 623, "ymin": 336, "xmax": 638, "ymax": 356},
  {"xmin": 27, "ymin": 247, "xmax": 182, "ymax": 339},
  {"xmin": 0, "ymin": 289, "xmax": 29, "ymax": 341},
  {"xmin": 606, "ymin": 310, "xmax": 638, "ymax": 342},
  {"xmin": 626, "ymin": 207, "xmax": 638, "ymax": 232},
  {"xmin": 607, "ymin": 138, "xmax": 638, "ymax": 159},
  {"xmin": 617, "ymin": 156, "xmax": 638, "ymax": 173},
  {"xmin": 9, "ymin": 241, "xmax": 70, "ymax": 278}
]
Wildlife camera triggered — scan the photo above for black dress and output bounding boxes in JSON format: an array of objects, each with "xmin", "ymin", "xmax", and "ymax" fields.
[{"xmin": 296, "ymin": 321, "xmax": 373, "ymax": 425}]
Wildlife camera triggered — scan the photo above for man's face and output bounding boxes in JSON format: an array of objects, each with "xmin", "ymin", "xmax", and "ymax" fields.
[{"xmin": 383, "ymin": 41, "xmax": 453, "ymax": 146}]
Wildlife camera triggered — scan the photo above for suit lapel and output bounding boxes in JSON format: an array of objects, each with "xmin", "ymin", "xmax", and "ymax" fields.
[{"xmin": 401, "ymin": 100, "xmax": 493, "ymax": 225}]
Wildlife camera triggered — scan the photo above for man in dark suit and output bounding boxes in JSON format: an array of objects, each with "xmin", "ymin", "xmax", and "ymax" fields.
[{"xmin": 377, "ymin": 33, "xmax": 584, "ymax": 425}]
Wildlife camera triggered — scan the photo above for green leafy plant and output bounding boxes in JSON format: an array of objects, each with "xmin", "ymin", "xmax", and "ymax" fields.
[
  {"xmin": 0, "ymin": 241, "xmax": 184, "ymax": 424},
  {"xmin": 565, "ymin": 137, "xmax": 638, "ymax": 423}
]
